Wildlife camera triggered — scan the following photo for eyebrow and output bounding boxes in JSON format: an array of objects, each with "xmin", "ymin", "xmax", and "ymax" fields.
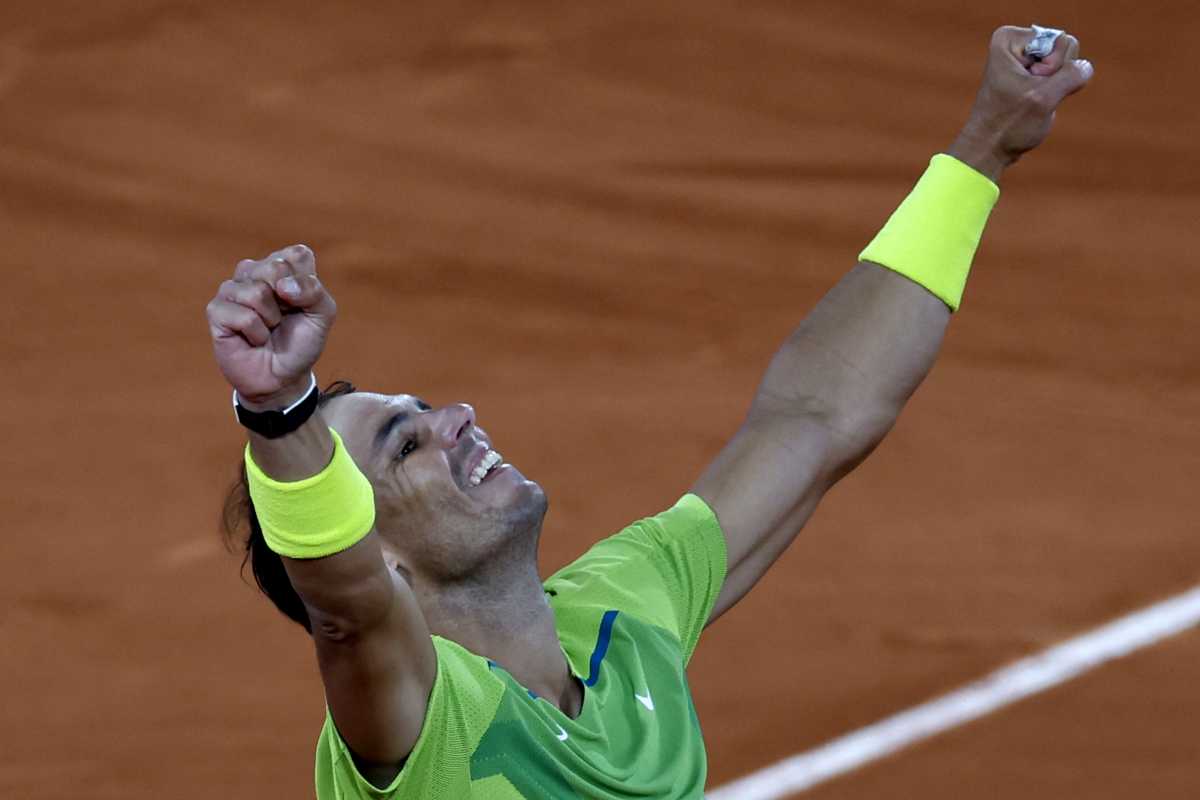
[
  {"xmin": 374, "ymin": 410, "xmax": 410, "ymax": 453},
  {"xmin": 372, "ymin": 398, "xmax": 432, "ymax": 454}
]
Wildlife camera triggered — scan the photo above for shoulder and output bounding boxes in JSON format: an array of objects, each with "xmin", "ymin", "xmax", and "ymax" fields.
[
  {"xmin": 548, "ymin": 495, "xmax": 723, "ymax": 582},
  {"xmin": 544, "ymin": 495, "xmax": 727, "ymax": 646}
]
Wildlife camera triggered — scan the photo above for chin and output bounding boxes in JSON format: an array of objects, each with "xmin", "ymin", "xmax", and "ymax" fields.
[
  {"xmin": 462, "ymin": 464, "xmax": 548, "ymax": 542},
  {"xmin": 465, "ymin": 477, "xmax": 546, "ymax": 575},
  {"xmin": 506, "ymin": 477, "xmax": 548, "ymax": 528}
]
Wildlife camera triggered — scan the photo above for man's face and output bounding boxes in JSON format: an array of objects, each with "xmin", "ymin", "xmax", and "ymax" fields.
[{"xmin": 322, "ymin": 391, "xmax": 546, "ymax": 580}]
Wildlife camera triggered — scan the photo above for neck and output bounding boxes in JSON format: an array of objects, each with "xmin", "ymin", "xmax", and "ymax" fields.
[{"xmin": 415, "ymin": 560, "xmax": 583, "ymax": 718}]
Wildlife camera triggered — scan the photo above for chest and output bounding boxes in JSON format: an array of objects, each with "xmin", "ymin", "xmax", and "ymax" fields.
[{"xmin": 469, "ymin": 613, "xmax": 707, "ymax": 798}]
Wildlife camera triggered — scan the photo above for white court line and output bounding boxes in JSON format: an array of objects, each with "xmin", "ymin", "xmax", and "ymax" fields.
[{"xmin": 707, "ymin": 584, "xmax": 1200, "ymax": 800}]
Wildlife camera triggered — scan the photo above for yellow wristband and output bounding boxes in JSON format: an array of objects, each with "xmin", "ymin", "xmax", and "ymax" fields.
[
  {"xmin": 859, "ymin": 154, "xmax": 999, "ymax": 311},
  {"xmin": 244, "ymin": 429, "xmax": 376, "ymax": 559}
]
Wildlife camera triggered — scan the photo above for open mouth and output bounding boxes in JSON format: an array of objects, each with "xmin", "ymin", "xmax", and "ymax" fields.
[{"xmin": 467, "ymin": 449, "xmax": 504, "ymax": 487}]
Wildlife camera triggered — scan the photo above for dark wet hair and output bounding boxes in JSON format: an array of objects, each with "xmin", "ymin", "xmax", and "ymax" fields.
[{"xmin": 222, "ymin": 380, "xmax": 358, "ymax": 633}]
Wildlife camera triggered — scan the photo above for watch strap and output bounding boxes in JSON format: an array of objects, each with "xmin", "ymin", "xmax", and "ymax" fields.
[{"xmin": 232, "ymin": 373, "xmax": 320, "ymax": 439}]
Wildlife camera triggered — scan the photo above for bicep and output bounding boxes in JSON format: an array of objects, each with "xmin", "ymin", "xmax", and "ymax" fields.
[
  {"xmin": 284, "ymin": 533, "xmax": 436, "ymax": 782},
  {"xmin": 690, "ymin": 413, "xmax": 841, "ymax": 622}
]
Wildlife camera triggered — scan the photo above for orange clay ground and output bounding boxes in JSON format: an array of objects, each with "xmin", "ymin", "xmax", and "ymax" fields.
[{"xmin": 3, "ymin": 2, "xmax": 1198, "ymax": 797}]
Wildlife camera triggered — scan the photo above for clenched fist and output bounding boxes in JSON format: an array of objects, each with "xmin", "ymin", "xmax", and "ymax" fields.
[
  {"xmin": 950, "ymin": 26, "xmax": 1093, "ymax": 180},
  {"xmin": 206, "ymin": 244, "xmax": 336, "ymax": 407}
]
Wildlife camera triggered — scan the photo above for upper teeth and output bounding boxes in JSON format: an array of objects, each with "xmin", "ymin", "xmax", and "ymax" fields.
[{"xmin": 469, "ymin": 450, "xmax": 502, "ymax": 487}]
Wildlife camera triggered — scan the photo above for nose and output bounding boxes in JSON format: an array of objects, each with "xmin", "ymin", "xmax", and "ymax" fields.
[{"xmin": 430, "ymin": 403, "xmax": 475, "ymax": 447}]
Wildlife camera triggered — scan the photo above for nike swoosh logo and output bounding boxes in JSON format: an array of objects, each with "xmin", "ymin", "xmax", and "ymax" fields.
[
  {"xmin": 555, "ymin": 723, "xmax": 569, "ymax": 742},
  {"xmin": 635, "ymin": 690, "xmax": 654, "ymax": 711}
]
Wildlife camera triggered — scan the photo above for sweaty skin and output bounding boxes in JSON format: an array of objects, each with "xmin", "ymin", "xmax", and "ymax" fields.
[{"xmin": 205, "ymin": 24, "xmax": 1090, "ymax": 790}]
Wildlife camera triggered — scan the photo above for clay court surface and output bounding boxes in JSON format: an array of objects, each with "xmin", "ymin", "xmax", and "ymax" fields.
[{"xmin": 3, "ymin": 1, "xmax": 1198, "ymax": 797}]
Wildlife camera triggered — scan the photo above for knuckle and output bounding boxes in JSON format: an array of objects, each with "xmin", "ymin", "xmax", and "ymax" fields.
[
  {"xmin": 1022, "ymin": 88, "xmax": 1055, "ymax": 113},
  {"xmin": 226, "ymin": 281, "xmax": 248, "ymax": 302},
  {"xmin": 252, "ymin": 262, "xmax": 282, "ymax": 285},
  {"xmin": 250, "ymin": 280, "xmax": 275, "ymax": 304},
  {"xmin": 269, "ymin": 258, "xmax": 294, "ymax": 278}
]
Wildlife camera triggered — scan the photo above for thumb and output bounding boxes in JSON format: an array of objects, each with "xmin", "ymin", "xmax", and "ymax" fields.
[
  {"xmin": 276, "ymin": 273, "xmax": 337, "ymax": 321},
  {"xmin": 1041, "ymin": 58, "xmax": 1095, "ymax": 105}
]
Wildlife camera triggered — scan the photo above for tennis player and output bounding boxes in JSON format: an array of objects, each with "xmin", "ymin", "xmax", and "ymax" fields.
[{"xmin": 207, "ymin": 25, "xmax": 1090, "ymax": 798}]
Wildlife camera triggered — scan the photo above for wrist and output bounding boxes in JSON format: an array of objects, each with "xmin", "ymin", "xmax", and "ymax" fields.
[
  {"xmin": 947, "ymin": 125, "xmax": 1013, "ymax": 185},
  {"xmin": 245, "ymin": 428, "xmax": 375, "ymax": 559},
  {"xmin": 238, "ymin": 373, "xmax": 317, "ymax": 412},
  {"xmin": 858, "ymin": 154, "xmax": 1000, "ymax": 311}
]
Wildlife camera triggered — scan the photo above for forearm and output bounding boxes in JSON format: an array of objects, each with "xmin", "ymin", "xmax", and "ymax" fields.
[
  {"xmin": 239, "ymin": 377, "xmax": 390, "ymax": 633},
  {"xmin": 750, "ymin": 261, "xmax": 951, "ymax": 467},
  {"xmin": 749, "ymin": 132, "xmax": 1009, "ymax": 463},
  {"xmin": 284, "ymin": 534, "xmax": 397, "ymax": 637}
]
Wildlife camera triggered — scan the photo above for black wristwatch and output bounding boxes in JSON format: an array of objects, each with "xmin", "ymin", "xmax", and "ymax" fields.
[{"xmin": 232, "ymin": 373, "xmax": 320, "ymax": 439}]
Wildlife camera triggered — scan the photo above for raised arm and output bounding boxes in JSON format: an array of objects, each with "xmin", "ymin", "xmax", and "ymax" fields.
[
  {"xmin": 693, "ymin": 26, "xmax": 1093, "ymax": 623},
  {"xmin": 206, "ymin": 246, "xmax": 435, "ymax": 786}
]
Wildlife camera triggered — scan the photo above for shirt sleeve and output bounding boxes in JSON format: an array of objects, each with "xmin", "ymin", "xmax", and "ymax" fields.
[
  {"xmin": 314, "ymin": 637, "xmax": 504, "ymax": 799},
  {"xmin": 546, "ymin": 493, "xmax": 728, "ymax": 664}
]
